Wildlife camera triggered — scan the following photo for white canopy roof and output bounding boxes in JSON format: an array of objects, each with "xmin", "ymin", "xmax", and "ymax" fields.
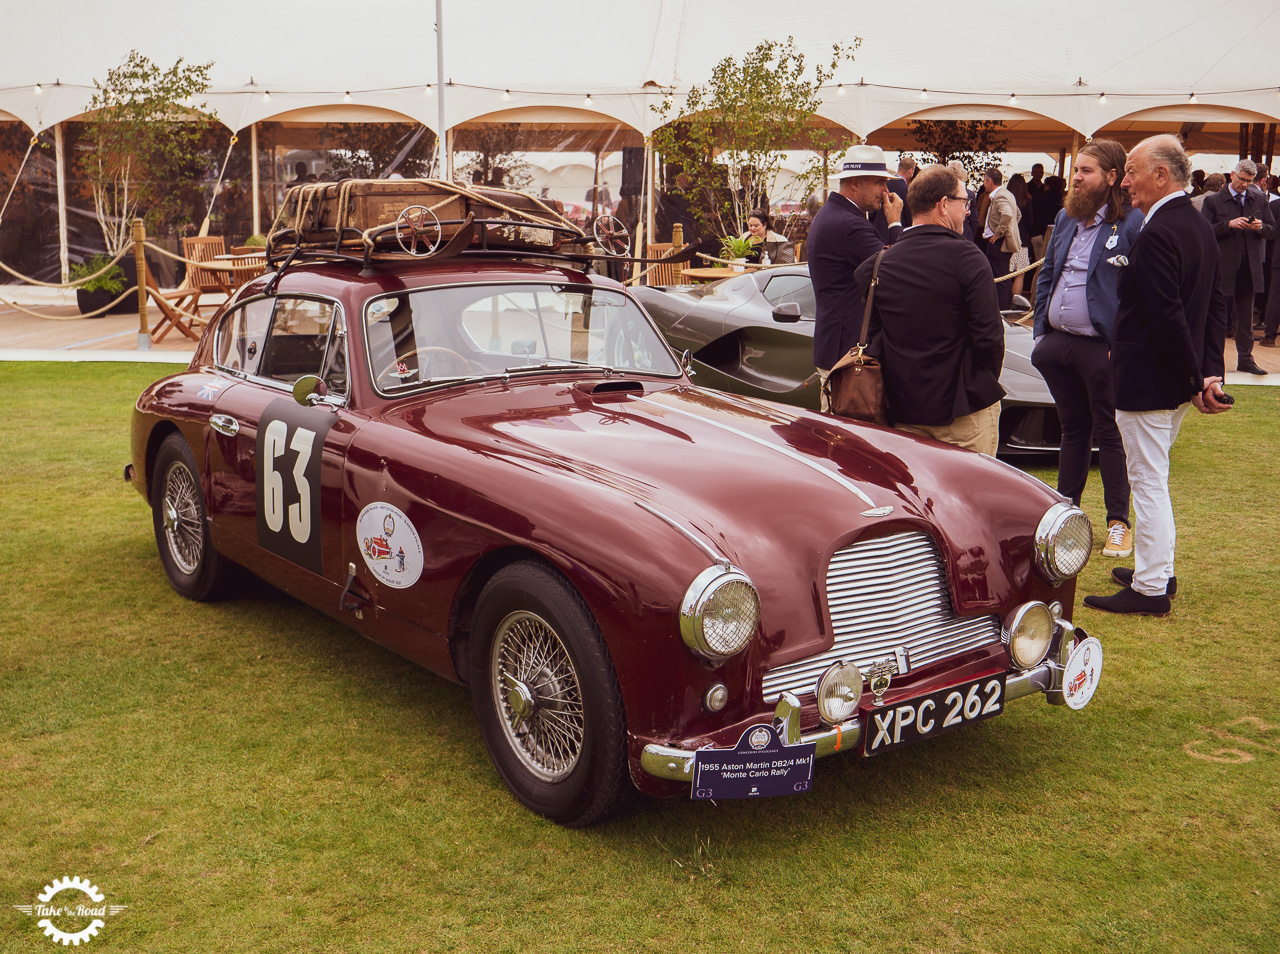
[{"xmin": 4, "ymin": 0, "xmax": 1278, "ymax": 141}]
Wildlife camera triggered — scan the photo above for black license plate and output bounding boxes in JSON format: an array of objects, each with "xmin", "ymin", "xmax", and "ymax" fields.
[{"xmin": 863, "ymin": 673, "xmax": 1006, "ymax": 756}]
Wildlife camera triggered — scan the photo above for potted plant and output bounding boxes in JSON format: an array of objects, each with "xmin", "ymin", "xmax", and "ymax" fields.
[
  {"xmin": 83, "ymin": 51, "xmax": 214, "ymax": 262},
  {"xmin": 720, "ymin": 234, "xmax": 754, "ymax": 270},
  {"xmin": 69, "ymin": 254, "xmax": 129, "ymax": 316}
]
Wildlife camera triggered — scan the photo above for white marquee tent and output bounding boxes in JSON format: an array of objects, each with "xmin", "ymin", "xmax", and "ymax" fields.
[{"xmin": 2, "ymin": 0, "xmax": 1278, "ymax": 273}]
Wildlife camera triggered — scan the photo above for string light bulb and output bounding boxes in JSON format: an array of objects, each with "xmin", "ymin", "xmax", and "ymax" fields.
[
  {"xmin": 1188, "ymin": 92, "xmax": 1197, "ymax": 103},
  {"xmin": 1009, "ymin": 93, "xmax": 1018, "ymax": 106},
  {"xmin": 1098, "ymin": 92, "xmax": 1106, "ymax": 104},
  {"xmin": 584, "ymin": 93, "xmax": 594, "ymax": 107},
  {"xmin": 33, "ymin": 83, "xmax": 42, "ymax": 95},
  {"xmin": 423, "ymin": 83, "xmax": 432, "ymax": 95},
  {"xmin": 344, "ymin": 91, "xmax": 352, "ymax": 103},
  {"xmin": 263, "ymin": 90, "xmax": 270, "ymax": 102},
  {"xmin": 920, "ymin": 89, "xmax": 928, "ymax": 99},
  {"xmin": 837, "ymin": 83, "xmax": 845, "ymax": 95},
  {"xmin": 502, "ymin": 89, "xmax": 511, "ymax": 101}
]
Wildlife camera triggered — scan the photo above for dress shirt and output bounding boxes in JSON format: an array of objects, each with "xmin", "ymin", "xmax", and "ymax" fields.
[
  {"xmin": 1047, "ymin": 205, "xmax": 1111, "ymax": 337},
  {"xmin": 1140, "ymin": 191, "xmax": 1184, "ymax": 230}
]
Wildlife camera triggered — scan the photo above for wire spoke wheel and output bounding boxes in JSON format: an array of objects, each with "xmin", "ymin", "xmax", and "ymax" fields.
[
  {"xmin": 490, "ymin": 610, "xmax": 584, "ymax": 782},
  {"xmin": 161, "ymin": 463, "xmax": 205, "ymax": 575}
]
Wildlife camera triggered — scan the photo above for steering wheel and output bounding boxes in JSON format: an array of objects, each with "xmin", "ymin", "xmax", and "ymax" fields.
[
  {"xmin": 377, "ymin": 347, "xmax": 472, "ymax": 386},
  {"xmin": 394, "ymin": 205, "xmax": 443, "ymax": 256},
  {"xmin": 592, "ymin": 215, "xmax": 631, "ymax": 257}
]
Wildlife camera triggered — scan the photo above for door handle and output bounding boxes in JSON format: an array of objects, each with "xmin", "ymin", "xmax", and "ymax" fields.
[{"xmin": 210, "ymin": 414, "xmax": 240, "ymax": 437}]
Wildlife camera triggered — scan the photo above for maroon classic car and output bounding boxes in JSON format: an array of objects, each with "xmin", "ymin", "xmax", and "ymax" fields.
[{"xmin": 127, "ymin": 236, "xmax": 1100, "ymax": 826}]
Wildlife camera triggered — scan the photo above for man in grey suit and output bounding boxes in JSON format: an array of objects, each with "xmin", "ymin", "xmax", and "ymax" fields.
[
  {"xmin": 1201, "ymin": 159, "xmax": 1275, "ymax": 374},
  {"xmin": 982, "ymin": 167, "xmax": 1022, "ymax": 309}
]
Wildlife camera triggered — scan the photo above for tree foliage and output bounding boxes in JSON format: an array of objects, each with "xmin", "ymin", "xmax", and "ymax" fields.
[
  {"xmin": 905, "ymin": 120, "xmax": 1009, "ymax": 187},
  {"xmin": 455, "ymin": 126, "xmax": 533, "ymax": 189},
  {"xmin": 318, "ymin": 123, "xmax": 439, "ymax": 179},
  {"xmin": 84, "ymin": 51, "xmax": 215, "ymax": 252},
  {"xmin": 651, "ymin": 37, "xmax": 858, "ymax": 239}
]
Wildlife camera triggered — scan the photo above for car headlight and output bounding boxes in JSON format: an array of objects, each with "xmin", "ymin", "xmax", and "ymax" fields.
[
  {"xmin": 1034, "ymin": 502, "xmax": 1093, "ymax": 584},
  {"xmin": 1004, "ymin": 601, "xmax": 1056, "ymax": 670},
  {"xmin": 680, "ymin": 565, "xmax": 760, "ymax": 663},
  {"xmin": 815, "ymin": 661, "xmax": 863, "ymax": 724}
]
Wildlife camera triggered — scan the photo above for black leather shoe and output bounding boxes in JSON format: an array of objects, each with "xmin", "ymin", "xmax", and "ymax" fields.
[
  {"xmin": 1237, "ymin": 360, "xmax": 1268, "ymax": 375},
  {"xmin": 1083, "ymin": 586, "xmax": 1171, "ymax": 616},
  {"xmin": 1261, "ymin": 337, "xmax": 1277, "ymax": 348},
  {"xmin": 1111, "ymin": 567, "xmax": 1177, "ymax": 598}
]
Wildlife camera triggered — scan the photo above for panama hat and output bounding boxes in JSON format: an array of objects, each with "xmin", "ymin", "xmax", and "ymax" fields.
[{"xmin": 830, "ymin": 144, "xmax": 895, "ymax": 181}]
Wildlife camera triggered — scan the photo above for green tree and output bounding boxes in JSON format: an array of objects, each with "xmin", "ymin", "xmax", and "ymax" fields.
[
  {"xmin": 318, "ymin": 122, "xmax": 439, "ymax": 179},
  {"xmin": 84, "ymin": 51, "xmax": 215, "ymax": 253},
  {"xmin": 651, "ymin": 37, "xmax": 858, "ymax": 239},
  {"xmin": 455, "ymin": 125, "xmax": 533, "ymax": 189},
  {"xmin": 905, "ymin": 120, "xmax": 1009, "ymax": 187}
]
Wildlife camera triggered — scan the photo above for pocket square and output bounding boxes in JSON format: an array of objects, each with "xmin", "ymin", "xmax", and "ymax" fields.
[{"xmin": 1107, "ymin": 254, "xmax": 1129, "ymax": 267}]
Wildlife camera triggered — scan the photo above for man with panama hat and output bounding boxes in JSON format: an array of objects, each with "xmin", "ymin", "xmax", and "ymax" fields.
[{"xmin": 810, "ymin": 144, "xmax": 904, "ymax": 405}]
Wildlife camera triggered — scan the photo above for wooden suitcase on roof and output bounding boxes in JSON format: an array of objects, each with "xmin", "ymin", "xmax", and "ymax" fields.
[{"xmin": 272, "ymin": 178, "xmax": 586, "ymax": 254}]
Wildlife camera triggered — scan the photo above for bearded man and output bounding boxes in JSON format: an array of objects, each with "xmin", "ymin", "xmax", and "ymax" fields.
[{"xmin": 1031, "ymin": 140, "xmax": 1144, "ymax": 560}]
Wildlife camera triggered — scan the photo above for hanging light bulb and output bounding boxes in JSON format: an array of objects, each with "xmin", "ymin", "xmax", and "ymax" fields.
[
  {"xmin": 1188, "ymin": 92, "xmax": 1197, "ymax": 103},
  {"xmin": 424, "ymin": 83, "xmax": 433, "ymax": 95},
  {"xmin": 502, "ymin": 89, "xmax": 511, "ymax": 102},
  {"xmin": 263, "ymin": 90, "xmax": 271, "ymax": 102},
  {"xmin": 920, "ymin": 89, "xmax": 928, "ymax": 100},
  {"xmin": 33, "ymin": 83, "xmax": 42, "ymax": 95},
  {"xmin": 1009, "ymin": 93, "xmax": 1018, "ymax": 106},
  {"xmin": 837, "ymin": 83, "xmax": 845, "ymax": 96},
  {"xmin": 584, "ymin": 94, "xmax": 594, "ymax": 107},
  {"xmin": 1098, "ymin": 92, "xmax": 1106, "ymax": 104},
  {"xmin": 344, "ymin": 91, "xmax": 352, "ymax": 103}
]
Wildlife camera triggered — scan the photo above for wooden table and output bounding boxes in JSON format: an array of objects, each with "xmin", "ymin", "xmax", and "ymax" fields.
[{"xmin": 680, "ymin": 266, "xmax": 745, "ymax": 283}]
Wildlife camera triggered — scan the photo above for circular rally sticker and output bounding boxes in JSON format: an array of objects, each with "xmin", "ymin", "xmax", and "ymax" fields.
[
  {"xmin": 1062, "ymin": 636, "xmax": 1103, "ymax": 710},
  {"xmin": 356, "ymin": 502, "xmax": 424, "ymax": 588}
]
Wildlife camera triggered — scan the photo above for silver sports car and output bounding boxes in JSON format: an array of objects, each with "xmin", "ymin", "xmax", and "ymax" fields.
[{"xmin": 631, "ymin": 265, "xmax": 1062, "ymax": 456}]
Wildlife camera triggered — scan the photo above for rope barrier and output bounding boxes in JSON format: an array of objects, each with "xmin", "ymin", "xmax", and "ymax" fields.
[
  {"xmin": 0, "ymin": 285, "xmax": 139, "ymax": 321},
  {"xmin": 994, "ymin": 255, "xmax": 1045, "ymax": 282},
  {"xmin": 141, "ymin": 241, "xmax": 251, "ymax": 270},
  {"xmin": 0, "ymin": 246, "xmax": 134, "ymax": 288}
]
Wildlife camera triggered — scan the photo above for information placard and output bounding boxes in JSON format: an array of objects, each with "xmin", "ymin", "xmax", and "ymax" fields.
[{"xmin": 691, "ymin": 724, "xmax": 816, "ymax": 800}]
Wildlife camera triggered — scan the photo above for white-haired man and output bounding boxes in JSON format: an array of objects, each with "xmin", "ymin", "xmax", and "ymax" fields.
[
  {"xmin": 1084, "ymin": 135, "xmax": 1230, "ymax": 617},
  {"xmin": 1201, "ymin": 158, "xmax": 1275, "ymax": 374}
]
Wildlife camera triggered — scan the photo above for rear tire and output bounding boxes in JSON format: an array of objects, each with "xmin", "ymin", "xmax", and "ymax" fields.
[
  {"xmin": 471, "ymin": 561, "xmax": 630, "ymax": 827},
  {"xmin": 151, "ymin": 433, "xmax": 231, "ymax": 601}
]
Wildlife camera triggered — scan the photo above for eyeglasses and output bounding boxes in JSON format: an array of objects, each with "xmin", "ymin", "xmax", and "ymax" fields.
[{"xmin": 943, "ymin": 195, "xmax": 971, "ymax": 208}]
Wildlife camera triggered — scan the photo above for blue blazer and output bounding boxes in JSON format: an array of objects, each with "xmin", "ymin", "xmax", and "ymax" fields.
[
  {"xmin": 810, "ymin": 192, "xmax": 890, "ymax": 369},
  {"xmin": 1032, "ymin": 205, "xmax": 1144, "ymax": 342}
]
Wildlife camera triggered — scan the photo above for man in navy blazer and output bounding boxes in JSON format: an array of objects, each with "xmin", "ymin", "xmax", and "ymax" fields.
[
  {"xmin": 1032, "ymin": 140, "xmax": 1143, "ymax": 562},
  {"xmin": 1083, "ymin": 135, "xmax": 1230, "ymax": 617},
  {"xmin": 810, "ymin": 144, "xmax": 903, "ymax": 403},
  {"xmin": 1201, "ymin": 159, "xmax": 1275, "ymax": 374}
]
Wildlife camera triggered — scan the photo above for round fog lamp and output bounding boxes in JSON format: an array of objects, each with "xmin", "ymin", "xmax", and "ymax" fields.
[
  {"xmin": 704, "ymin": 683, "xmax": 729, "ymax": 712},
  {"xmin": 816, "ymin": 661, "xmax": 863, "ymax": 724},
  {"xmin": 1005, "ymin": 601, "xmax": 1055, "ymax": 669}
]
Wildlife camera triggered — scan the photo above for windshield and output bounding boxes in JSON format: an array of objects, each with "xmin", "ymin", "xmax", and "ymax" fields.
[{"xmin": 363, "ymin": 283, "xmax": 681, "ymax": 393}]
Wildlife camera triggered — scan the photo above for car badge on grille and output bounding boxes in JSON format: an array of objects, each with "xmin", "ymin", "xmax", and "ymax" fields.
[
  {"xmin": 861, "ymin": 506, "xmax": 894, "ymax": 518},
  {"xmin": 867, "ymin": 657, "xmax": 898, "ymax": 707}
]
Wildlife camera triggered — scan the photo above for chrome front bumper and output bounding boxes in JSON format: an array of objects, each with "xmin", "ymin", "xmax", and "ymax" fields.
[{"xmin": 640, "ymin": 624, "xmax": 1089, "ymax": 783}]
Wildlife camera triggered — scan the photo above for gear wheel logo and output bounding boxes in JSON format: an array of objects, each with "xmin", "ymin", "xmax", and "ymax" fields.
[{"xmin": 13, "ymin": 875, "xmax": 127, "ymax": 946}]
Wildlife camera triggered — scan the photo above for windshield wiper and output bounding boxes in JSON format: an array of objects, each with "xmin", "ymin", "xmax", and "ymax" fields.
[{"xmin": 501, "ymin": 361, "xmax": 613, "ymax": 374}]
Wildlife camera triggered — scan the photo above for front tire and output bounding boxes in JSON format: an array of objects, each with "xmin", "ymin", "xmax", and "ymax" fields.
[
  {"xmin": 471, "ymin": 561, "xmax": 630, "ymax": 827},
  {"xmin": 151, "ymin": 433, "xmax": 231, "ymax": 601}
]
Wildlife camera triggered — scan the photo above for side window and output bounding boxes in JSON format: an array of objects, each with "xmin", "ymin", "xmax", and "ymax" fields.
[
  {"xmin": 761, "ymin": 275, "xmax": 816, "ymax": 319},
  {"xmin": 257, "ymin": 298, "xmax": 341, "ymax": 388},
  {"xmin": 215, "ymin": 298, "xmax": 274, "ymax": 374}
]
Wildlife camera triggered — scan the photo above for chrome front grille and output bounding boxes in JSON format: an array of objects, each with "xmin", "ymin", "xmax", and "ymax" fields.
[{"xmin": 762, "ymin": 531, "xmax": 1001, "ymax": 702}]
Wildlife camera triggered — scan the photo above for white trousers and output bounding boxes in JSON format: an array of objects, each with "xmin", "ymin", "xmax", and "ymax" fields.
[{"xmin": 1115, "ymin": 405, "xmax": 1190, "ymax": 596}]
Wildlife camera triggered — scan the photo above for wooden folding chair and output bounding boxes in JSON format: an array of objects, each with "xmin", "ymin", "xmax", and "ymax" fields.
[
  {"xmin": 181, "ymin": 235, "xmax": 233, "ymax": 313},
  {"xmin": 646, "ymin": 242, "xmax": 681, "ymax": 286},
  {"xmin": 143, "ymin": 256, "xmax": 205, "ymax": 343}
]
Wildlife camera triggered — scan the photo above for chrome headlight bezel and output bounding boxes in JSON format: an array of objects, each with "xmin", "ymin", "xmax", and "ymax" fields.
[
  {"xmin": 1003, "ymin": 601, "xmax": 1056, "ymax": 670},
  {"xmin": 679, "ymin": 565, "xmax": 760, "ymax": 663},
  {"xmin": 1034, "ymin": 502, "xmax": 1093, "ymax": 584}
]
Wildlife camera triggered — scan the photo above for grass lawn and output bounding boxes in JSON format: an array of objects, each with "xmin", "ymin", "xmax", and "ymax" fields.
[{"xmin": 1, "ymin": 361, "xmax": 1277, "ymax": 953}]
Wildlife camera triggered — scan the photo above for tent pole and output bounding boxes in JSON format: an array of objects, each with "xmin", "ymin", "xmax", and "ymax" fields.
[
  {"xmin": 251, "ymin": 123, "xmax": 261, "ymax": 237},
  {"xmin": 54, "ymin": 123, "xmax": 69, "ymax": 283},
  {"xmin": 645, "ymin": 140, "xmax": 655, "ymax": 247},
  {"xmin": 436, "ymin": 0, "xmax": 447, "ymax": 179}
]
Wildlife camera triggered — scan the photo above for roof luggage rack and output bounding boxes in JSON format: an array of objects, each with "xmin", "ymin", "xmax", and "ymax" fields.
[{"xmin": 263, "ymin": 177, "xmax": 700, "ymax": 278}]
